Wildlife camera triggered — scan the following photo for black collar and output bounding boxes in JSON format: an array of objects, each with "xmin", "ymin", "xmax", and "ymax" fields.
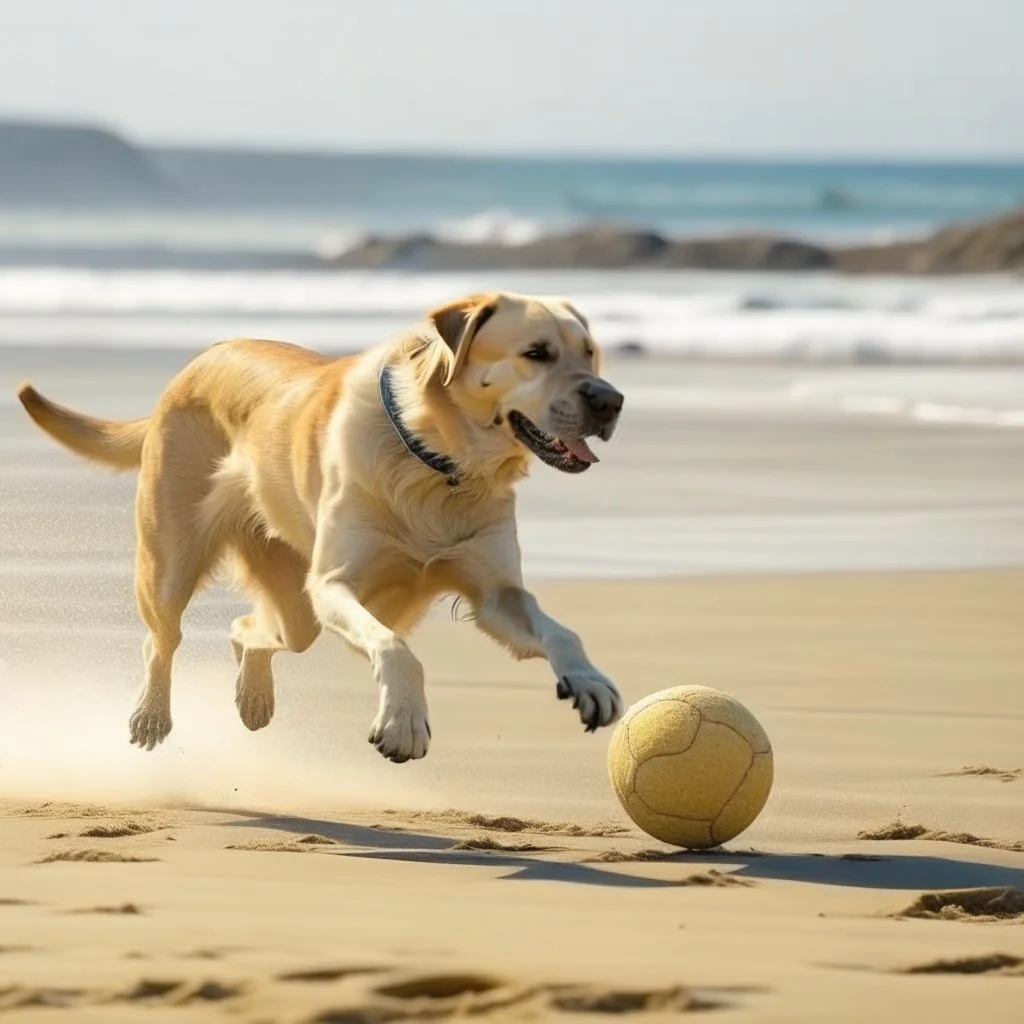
[{"xmin": 379, "ymin": 364, "xmax": 460, "ymax": 487}]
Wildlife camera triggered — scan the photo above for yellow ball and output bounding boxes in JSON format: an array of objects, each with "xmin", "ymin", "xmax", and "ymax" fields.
[{"xmin": 607, "ymin": 685, "xmax": 773, "ymax": 849}]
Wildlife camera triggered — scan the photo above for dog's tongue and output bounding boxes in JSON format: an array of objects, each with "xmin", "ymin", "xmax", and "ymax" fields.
[{"xmin": 561, "ymin": 437, "xmax": 599, "ymax": 464}]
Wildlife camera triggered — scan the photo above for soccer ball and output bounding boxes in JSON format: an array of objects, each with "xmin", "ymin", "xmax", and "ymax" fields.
[{"xmin": 607, "ymin": 685, "xmax": 773, "ymax": 849}]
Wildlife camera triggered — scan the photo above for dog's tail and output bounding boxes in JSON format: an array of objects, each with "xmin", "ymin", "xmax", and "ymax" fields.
[{"xmin": 17, "ymin": 383, "xmax": 148, "ymax": 471}]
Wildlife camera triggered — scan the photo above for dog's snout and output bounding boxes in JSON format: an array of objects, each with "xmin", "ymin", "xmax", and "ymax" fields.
[{"xmin": 579, "ymin": 379, "xmax": 624, "ymax": 423}]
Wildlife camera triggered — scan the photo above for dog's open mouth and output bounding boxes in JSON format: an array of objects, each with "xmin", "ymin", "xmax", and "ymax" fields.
[{"xmin": 507, "ymin": 410, "xmax": 599, "ymax": 474}]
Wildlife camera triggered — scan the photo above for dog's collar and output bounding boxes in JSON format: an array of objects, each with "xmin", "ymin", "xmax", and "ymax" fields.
[{"xmin": 379, "ymin": 364, "xmax": 460, "ymax": 487}]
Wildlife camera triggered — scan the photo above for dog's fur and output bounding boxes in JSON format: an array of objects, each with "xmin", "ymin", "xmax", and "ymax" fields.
[{"xmin": 17, "ymin": 291, "xmax": 625, "ymax": 762}]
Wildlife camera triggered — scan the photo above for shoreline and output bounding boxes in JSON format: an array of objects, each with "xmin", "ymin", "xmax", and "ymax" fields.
[{"xmin": 4, "ymin": 355, "xmax": 1023, "ymax": 585}]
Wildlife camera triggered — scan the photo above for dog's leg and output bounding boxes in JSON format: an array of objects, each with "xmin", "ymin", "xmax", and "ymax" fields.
[
  {"xmin": 472, "ymin": 585, "xmax": 624, "ymax": 731},
  {"xmin": 229, "ymin": 611, "xmax": 278, "ymax": 732},
  {"xmin": 131, "ymin": 440, "xmax": 223, "ymax": 750},
  {"xmin": 455, "ymin": 528, "xmax": 623, "ymax": 732},
  {"xmin": 308, "ymin": 522, "xmax": 429, "ymax": 763},
  {"xmin": 229, "ymin": 537, "xmax": 320, "ymax": 731}
]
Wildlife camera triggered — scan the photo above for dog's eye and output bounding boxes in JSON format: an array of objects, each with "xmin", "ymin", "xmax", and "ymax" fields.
[{"xmin": 522, "ymin": 344, "xmax": 555, "ymax": 362}]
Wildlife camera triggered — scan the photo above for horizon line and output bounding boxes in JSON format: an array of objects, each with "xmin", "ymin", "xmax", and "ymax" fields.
[{"xmin": 4, "ymin": 113, "xmax": 1024, "ymax": 166}]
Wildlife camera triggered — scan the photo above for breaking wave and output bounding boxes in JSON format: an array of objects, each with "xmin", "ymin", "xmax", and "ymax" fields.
[{"xmin": 2, "ymin": 266, "xmax": 1024, "ymax": 364}]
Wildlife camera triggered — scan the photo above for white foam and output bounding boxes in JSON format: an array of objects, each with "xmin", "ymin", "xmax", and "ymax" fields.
[
  {"xmin": 0, "ymin": 268, "xmax": 467, "ymax": 315},
  {"xmin": 0, "ymin": 208, "xmax": 355, "ymax": 253},
  {"xmin": 838, "ymin": 395, "xmax": 908, "ymax": 415},
  {"xmin": 620, "ymin": 382, "xmax": 1024, "ymax": 429},
  {"xmin": 435, "ymin": 209, "xmax": 545, "ymax": 246},
  {"xmin": 3, "ymin": 267, "xmax": 1024, "ymax": 365},
  {"xmin": 910, "ymin": 402, "xmax": 1024, "ymax": 427},
  {"xmin": 784, "ymin": 369, "xmax": 1024, "ymax": 428}
]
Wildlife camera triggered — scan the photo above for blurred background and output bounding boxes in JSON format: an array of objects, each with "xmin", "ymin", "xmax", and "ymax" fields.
[
  {"xmin": 2, "ymin": 0, "xmax": 1024, "ymax": 360},
  {"xmin": 1, "ymin": 1, "xmax": 1022, "ymax": 797},
  {"xmin": 3, "ymin": 0, "xmax": 1024, "ymax": 571}
]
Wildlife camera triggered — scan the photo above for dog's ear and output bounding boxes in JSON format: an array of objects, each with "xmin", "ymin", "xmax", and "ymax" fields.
[
  {"xmin": 428, "ymin": 293, "xmax": 499, "ymax": 387},
  {"xmin": 563, "ymin": 300, "xmax": 589, "ymax": 331}
]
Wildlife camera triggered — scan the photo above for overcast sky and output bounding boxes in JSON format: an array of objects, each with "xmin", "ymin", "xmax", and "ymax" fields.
[{"xmin": 2, "ymin": 0, "xmax": 1023, "ymax": 157}]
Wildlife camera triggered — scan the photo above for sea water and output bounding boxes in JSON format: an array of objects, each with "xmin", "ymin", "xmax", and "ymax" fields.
[{"xmin": 2, "ymin": 154, "xmax": 1024, "ymax": 366}]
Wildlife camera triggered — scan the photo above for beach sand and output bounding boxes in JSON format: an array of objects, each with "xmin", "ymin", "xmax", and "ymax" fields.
[{"xmin": 1, "ymin": 352, "xmax": 1022, "ymax": 1021}]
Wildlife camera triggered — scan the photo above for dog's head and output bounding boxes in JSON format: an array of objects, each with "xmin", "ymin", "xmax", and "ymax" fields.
[{"xmin": 422, "ymin": 291, "xmax": 623, "ymax": 474}]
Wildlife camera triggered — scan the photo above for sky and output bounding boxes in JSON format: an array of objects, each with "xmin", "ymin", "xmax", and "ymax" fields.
[{"xmin": 2, "ymin": 0, "xmax": 1023, "ymax": 157}]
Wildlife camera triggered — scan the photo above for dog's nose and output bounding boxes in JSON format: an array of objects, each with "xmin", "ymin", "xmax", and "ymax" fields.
[{"xmin": 579, "ymin": 379, "xmax": 624, "ymax": 423}]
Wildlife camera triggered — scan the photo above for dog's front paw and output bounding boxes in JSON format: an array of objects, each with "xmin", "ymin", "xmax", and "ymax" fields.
[
  {"xmin": 556, "ymin": 670, "xmax": 624, "ymax": 732},
  {"xmin": 368, "ymin": 701, "xmax": 431, "ymax": 763},
  {"xmin": 129, "ymin": 700, "xmax": 172, "ymax": 751}
]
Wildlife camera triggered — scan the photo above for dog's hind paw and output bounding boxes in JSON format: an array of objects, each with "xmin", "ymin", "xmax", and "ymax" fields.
[
  {"xmin": 556, "ymin": 670, "xmax": 624, "ymax": 733},
  {"xmin": 236, "ymin": 680, "xmax": 275, "ymax": 731},
  {"xmin": 235, "ymin": 649, "xmax": 276, "ymax": 731},
  {"xmin": 128, "ymin": 703, "xmax": 172, "ymax": 751}
]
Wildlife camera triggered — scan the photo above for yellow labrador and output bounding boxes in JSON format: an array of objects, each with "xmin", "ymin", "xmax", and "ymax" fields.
[{"xmin": 18, "ymin": 292, "xmax": 625, "ymax": 762}]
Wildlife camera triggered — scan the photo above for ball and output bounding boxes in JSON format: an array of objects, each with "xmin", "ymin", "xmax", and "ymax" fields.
[{"xmin": 607, "ymin": 685, "xmax": 773, "ymax": 849}]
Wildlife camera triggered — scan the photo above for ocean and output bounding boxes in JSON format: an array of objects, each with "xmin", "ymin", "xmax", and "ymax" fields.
[
  {"xmin": 2, "ymin": 149, "xmax": 1022, "ymax": 588},
  {"xmin": 8, "ymin": 152, "xmax": 1024, "ymax": 245},
  {"xmin": 2, "ymin": 151, "xmax": 1024, "ymax": 369}
]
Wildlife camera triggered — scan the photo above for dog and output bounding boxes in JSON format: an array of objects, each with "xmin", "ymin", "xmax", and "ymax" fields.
[{"xmin": 17, "ymin": 291, "xmax": 625, "ymax": 763}]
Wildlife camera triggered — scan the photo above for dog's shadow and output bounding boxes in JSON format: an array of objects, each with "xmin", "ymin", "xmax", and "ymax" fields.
[
  {"xmin": 702, "ymin": 850, "xmax": 1024, "ymax": 891},
  {"xmin": 222, "ymin": 814, "xmax": 674, "ymax": 889},
  {"xmin": 223, "ymin": 814, "xmax": 1024, "ymax": 892}
]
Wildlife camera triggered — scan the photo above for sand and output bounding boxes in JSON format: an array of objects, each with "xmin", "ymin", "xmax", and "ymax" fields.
[
  {"xmin": 1, "ymin": 352, "xmax": 1023, "ymax": 1021},
  {"xmin": 0, "ymin": 571, "xmax": 1021, "ymax": 1023}
]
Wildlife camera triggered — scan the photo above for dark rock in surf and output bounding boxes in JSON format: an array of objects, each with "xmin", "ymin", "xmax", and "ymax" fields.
[
  {"xmin": 328, "ymin": 226, "xmax": 831, "ymax": 272},
  {"xmin": 835, "ymin": 207, "xmax": 1024, "ymax": 275}
]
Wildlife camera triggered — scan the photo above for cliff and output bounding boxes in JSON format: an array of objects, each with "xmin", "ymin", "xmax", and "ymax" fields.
[{"xmin": 0, "ymin": 120, "xmax": 168, "ymax": 205}]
